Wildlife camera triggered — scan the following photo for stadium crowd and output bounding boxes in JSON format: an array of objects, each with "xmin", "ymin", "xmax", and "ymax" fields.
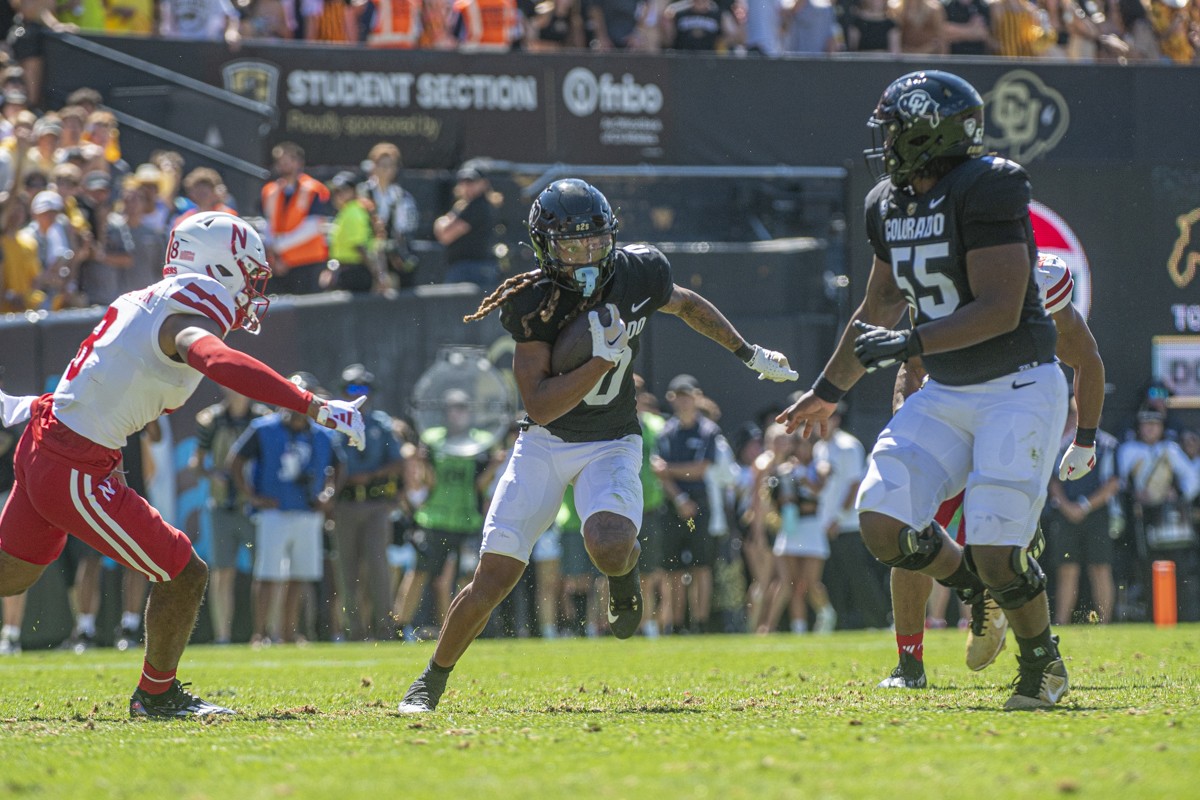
[
  {"xmin": 0, "ymin": 56, "xmax": 1197, "ymax": 656},
  {"xmin": 0, "ymin": 0, "xmax": 1197, "ymax": 72}
]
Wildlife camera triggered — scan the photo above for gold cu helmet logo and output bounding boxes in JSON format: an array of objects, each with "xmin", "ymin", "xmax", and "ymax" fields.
[
  {"xmin": 983, "ymin": 70, "xmax": 1069, "ymax": 164},
  {"xmin": 1168, "ymin": 208, "xmax": 1200, "ymax": 288},
  {"xmin": 221, "ymin": 60, "xmax": 280, "ymax": 108}
]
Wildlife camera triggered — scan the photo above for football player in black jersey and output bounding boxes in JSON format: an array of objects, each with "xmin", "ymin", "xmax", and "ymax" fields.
[
  {"xmin": 778, "ymin": 71, "xmax": 1070, "ymax": 710},
  {"xmin": 398, "ymin": 178, "xmax": 798, "ymax": 713}
]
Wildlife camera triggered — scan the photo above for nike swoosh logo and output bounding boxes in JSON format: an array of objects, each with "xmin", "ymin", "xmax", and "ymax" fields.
[
  {"xmin": 607, "ymin": 609, "xmax": 620, "ymax": 624},
  {"xmin": 631, "ymin": 297, "xmax": 651, "ymax": 312},
  {"xmin": 606, "ymin": 334, "xmax": 623, "ymax": 348},
  {"xmin": 1012, "ymin": 380, "xmax": 1036, "ymax": 390},
  {"xmin": 929, "ymin": 196, "xmax": 945, "ymax": 209}
]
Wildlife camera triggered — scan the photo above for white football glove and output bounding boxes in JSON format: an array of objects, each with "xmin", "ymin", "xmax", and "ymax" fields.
[
  {"xmin": 589, "ymin": 303, "xmax": 629, "ymax": 364},
  {"xmin": 1058, "ymin": 442, "xmax": 1096, "ymax": 481},
  {"xmin": 744, "ymin": 345, "xmax": 799, "ymax": 382},
  {"xmin": 317, "ymin": 395, "xmax": 367, "ymax": 451},
  {"xmin": 1, "ymin": 389, "xmax": 35, "ymax": 428}
]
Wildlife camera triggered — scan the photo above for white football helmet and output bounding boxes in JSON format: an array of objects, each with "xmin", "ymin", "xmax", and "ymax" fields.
[{"xmin": 165, "ymin": 211, "xmax": 271, "ymax": 334}]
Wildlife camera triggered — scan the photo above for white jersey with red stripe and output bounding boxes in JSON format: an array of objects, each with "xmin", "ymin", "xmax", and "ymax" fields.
[
  {"xmin": 1036, "ymin": 254, "xmax": 1073, "ymax": 315},
  {"xmin": 52, "ymin": 275, "xmax": 237, "ymax": 449}
]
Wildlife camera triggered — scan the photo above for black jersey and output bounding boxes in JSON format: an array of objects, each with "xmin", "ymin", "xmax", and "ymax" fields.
[
  {"xmin": 500, "ymin": 245, "xmax": 674, "ymax": 443},
  {"xmin": 864, "ymin": 156, "xmax": 1057, "ymax": 386}
]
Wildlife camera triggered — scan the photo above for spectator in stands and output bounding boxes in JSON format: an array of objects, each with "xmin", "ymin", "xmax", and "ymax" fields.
[
  {"xmin": 50, "ymin": 164, "xmax": 89, "ymax": 236},
  {"xmin": 526, "ymin": 0, "xmax": 585, "ymax": 49},
  {"xmin": 230, "ymin": 377, "xmax": 342, "ymax": 645},
  {"xmin": 28, "ymin": 114, "xmax": 59, "ymax": 177},
  {"xmin": 239, "ymin": 0, "xmax": 293, "ymax": 39},
  {"xmin": 115, "ymin": 176, "xmax": 165, "ymax": 292},
  {"xmin": 128, "ymin": 163, "xmax": 171, "ymax": 233},
  {"xmin": 76, "ymin": 171, "xmax": 134, "ymax": 307},
  {"xmin": 176, "ymin": 167, "xmax": 236, "ymax": 225},
  {"xmin": 452, "ymin": 0, "xmax": 519, "ymax": 49},
  {"xmin": 991, "ymin": 0, "xmax": 1057, "ymax": 56},
  {"xmin": 1147, "ymin": 0, "xmax": 1196, "ymax": 62},
  {"xmin": 587, "ymin": 0, "xmax": 646, "ymax": 49},
  {"xmin": 780, "ymin": 0, "xmax": 844, "ymax": 53},
  {"xmin": 306, "ymin": 0, "xmax": 361, "ymax": 42},
  {"xmin": 941, "ymin": 0, "xmax": 991, "ymax": 53},
  {"xmin": 191, "ymin": 389, "xmax": 265, "ymax": 644},
  {"xmin": 435, "ymin": 163, "xmax": 499, "ymax": 287},
  {"xmin": 8, "ymin": 0, "xmax": 77, "ymax": 108},
  {"xmin": 897, "ymin": 0, "xmax": 947, "ymax": 52},
  {"xmin": 159, "ymin": 0, "xmax": 243, "ymax": 45},
  {"xmin": 56, "ymin": 105, "xmax": 86, "ymax": 150},
  {"xmin": 845, "ymin": 0, "xmax": 900, "ymax": 51},
  {"xmin": 65, "ymin": 87, "xmax": 102, "ymax": 116},
  {"xmin": 357, "ymin": 142, "xmax": 419, "ymax": 290},
  {"xmin": 104, "ymin": 0, "xmax": 155, "ymax": 34},
  {"xmin": 25, "ymin": 189, "xmax": 87, "ymax": 309},
  {"xmin": 82, "ymin": 111, "xmax": 129, "ymax": 182},
  {"xmin": 321, "ymin": 171, "xmax": 381, "ymax": 293},
  {"xmin": 744, "ymin": 0, "xmax": 783, "ymax": 53},
  {"xmin": 58, "ymin": 0, "xmax": 105, "ymax": 30},
  {"xmin": 661, "ymin": 0, "xmax": 744, "ymax": 50},
  {"xmin": 1047, "ymin": 396, "xmax": 1119, "ymax": 624},
  {"xmin": 261, "ymin": 141, "xmax": 331, "ymax": 295},
  {"xmin": 0, "ymin": 194, "xmax": 47, "ymax": 312},
  {"xmin": 368, "ymin": 0, "xmax": 423, "ymax": 47},
  {"xmin": 330, "ymin": 365, "xmax": 405, "ymax": 641}
]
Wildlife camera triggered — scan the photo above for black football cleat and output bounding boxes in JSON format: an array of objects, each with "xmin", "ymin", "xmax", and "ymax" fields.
[
  {"xmin": 606, "ymin": 566, "xmax": 643, "ymax": 640},
  {"xmin": 397, "ymin": 667, "xmax": 449, "ymax": 714},
  {"xmin": 877, "ymin": 651, "xmax": 928, "ymax": 689},
  {"xmin": 1005, "ymin": 637, "xmax": 1069, "ymax": 711},
  {"xmin": 130, "ymin": 681, "xmax": 236, "ymax": 719}
]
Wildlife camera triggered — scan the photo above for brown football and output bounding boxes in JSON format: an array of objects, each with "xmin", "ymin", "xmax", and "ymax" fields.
[{"xmin": 550, "ymin": 305, "xmax": 611, "ymax": 375}]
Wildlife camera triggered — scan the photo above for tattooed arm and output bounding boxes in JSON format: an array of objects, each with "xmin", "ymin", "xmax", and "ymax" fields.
[{"xmin": 659, "ymin": 284, "xmax": 751, "ymax": 355}]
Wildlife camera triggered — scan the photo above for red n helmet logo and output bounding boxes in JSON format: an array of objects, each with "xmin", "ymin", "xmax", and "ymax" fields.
[{"xmin": 231, "ymin": 224, "xmax": 248, "ymax": 254}]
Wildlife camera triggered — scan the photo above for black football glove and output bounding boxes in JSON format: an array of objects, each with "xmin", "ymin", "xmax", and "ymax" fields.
[{"xmin": 852, "ymin": 320, "xmax": 924, "ymax": 372}]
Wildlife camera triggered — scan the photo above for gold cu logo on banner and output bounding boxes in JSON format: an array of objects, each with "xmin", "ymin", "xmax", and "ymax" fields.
[
  {"xmin": 222, "ymin": 60, "xmax": 280, "ymax": 108},
  {"xmin": 983, "ymin": 70, "xmax": 1069, "ymax": 163},
  {"xmin": 1168, "ymin": 208, "xmax": 1200, "ymax": 288}
]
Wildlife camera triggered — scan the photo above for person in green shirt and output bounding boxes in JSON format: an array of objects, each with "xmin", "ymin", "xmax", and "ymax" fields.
[
  {"xmin": 393, "ymin": 390, "xmax": 493, "ymax": 641},
  {"xmin": 321, "ymin": 171, "xmax": 380, "ymax": 294}
]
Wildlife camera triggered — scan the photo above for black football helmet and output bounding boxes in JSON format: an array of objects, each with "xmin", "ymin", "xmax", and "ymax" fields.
[
  {"xmin": 528, "ymin": 179, "xmax": 618, "ymax": 298},
  {"xmin": 866, "ymin": 70, "xmax": 985, "ymax": 189}
]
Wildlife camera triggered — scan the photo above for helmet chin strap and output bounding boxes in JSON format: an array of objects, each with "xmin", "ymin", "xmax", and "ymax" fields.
[{"xmin": 575, "ymin": 266, "xmax": 600, "ymax": 298}]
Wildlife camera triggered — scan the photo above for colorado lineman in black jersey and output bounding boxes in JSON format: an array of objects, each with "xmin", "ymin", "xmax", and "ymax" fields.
[
  {"xmin": 399, "ymin": 178, "xmax": 798, "ymax": 713},
  {"xmin": 778, "ymin": 71, "xmax": 1070, "ymax": 710}
]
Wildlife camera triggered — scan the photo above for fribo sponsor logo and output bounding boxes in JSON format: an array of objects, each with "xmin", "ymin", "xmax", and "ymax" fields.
[
  {"xmin": 286, "ymin": 71, "xmax": 538, "ymax": 111},
  {"xmin": 884, "ymin": 214, "xmax": 945, "ymax": 242},
  {"xmin": 562, "ymin": 68, "xmax": 663, "ymax": 118}
]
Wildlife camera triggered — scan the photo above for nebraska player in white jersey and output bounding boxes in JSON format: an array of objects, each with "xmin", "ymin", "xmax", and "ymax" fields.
[
  {"xmin": 880, "ymin": 252, "xmax": 1106, "ymax": 689},
  {"xmin": 0, "ymin": 212, "xmax": 366, "ymax": 718}
]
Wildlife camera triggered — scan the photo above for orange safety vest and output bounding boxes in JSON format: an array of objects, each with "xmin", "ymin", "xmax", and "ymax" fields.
[
  {"xmin": 453, "ymin": 0, "xmax": 516, "ymax": 49},
  {"xmin": 261, "ymin": 175, "xmax": 330, "ymax": 268},
  {"xmin": 370, "ymin": 0, "xmax": 422, "ymax": 48}
]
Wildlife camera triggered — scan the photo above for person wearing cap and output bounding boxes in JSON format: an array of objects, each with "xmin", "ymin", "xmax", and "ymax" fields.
[
  {"xmin": 434, "ymin": 163, "xmax": 499, "ymax": 287},
  {"xmin": 393, "ymin": 388, "xmax": 495, "ymax": 641},
  {"xmin": 230, "ymin": 373, "xmax": 345, "ymax": 645},
  {"xmin": 82, "ymin": 111, "xmax": 128, "ymax": 180},
  {"xmin": 27, "ymin": 114, "xmax": 60, "ymax": 176},
  {"xmin": 320, "ymin": 172, "xmax": 380, "ymax": 294},
  {"xmin": 259, "ymin": 141, "xmax": 331, "ymax": 295},
  {"xmin": 24, "ymin": 188, "xmax": 87, "ymax": 309},
  {"xmin": 76, "ymin": 166, "xmax": 136, "ymax": 307},
  {"xmin": 650, "ymin": 374, "xmax": 723, "ymax": 634},
  {"xmin": 328, "ymin": 365, "xmax": 405, "ymax": 641}
]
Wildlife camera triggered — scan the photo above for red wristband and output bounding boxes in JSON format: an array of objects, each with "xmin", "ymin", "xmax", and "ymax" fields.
[{"xmin": 185, "ymin": 335, "xmax": 313, "ymax": 414}]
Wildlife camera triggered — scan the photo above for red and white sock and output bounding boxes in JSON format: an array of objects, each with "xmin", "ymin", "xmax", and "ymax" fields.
[
  {"xmin": 139, "ymin": 661, "xmax": 177, "ymax": 695},
  {"xmin": 897, "ymin": 632, "xmax": 924, "ymax": 662}
]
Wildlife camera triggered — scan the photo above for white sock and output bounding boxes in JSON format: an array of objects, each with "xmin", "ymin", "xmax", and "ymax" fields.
[
  {"xmin": 121, "ymin": 612, "xmax": 141, "ymax": 631},
  {"xmin": 790, "ymin": 619, "xmax": 808, "ymax": 634},
  {"xmin": 76, "ymin": 614, "xmax": 96, "ymax": 637},
  {"xmin": 1, "ymin": 624, "xmax": 19, "ymax": 640}
]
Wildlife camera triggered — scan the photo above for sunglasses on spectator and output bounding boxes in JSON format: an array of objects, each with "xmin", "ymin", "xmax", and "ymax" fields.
[{"xmin": 345, "ymin": 383, "xmax": 371, "ymax": 396}]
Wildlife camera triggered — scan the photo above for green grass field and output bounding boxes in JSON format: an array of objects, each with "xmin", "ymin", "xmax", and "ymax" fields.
[{"xmin": 2, "ymin": 624, "xmax": 1197, "ymax": 799}]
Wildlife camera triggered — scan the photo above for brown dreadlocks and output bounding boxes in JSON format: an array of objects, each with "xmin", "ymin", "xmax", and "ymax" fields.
[{"xmin": 463, "ymin": 268, "xmax": 603, "ymax": 338}]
